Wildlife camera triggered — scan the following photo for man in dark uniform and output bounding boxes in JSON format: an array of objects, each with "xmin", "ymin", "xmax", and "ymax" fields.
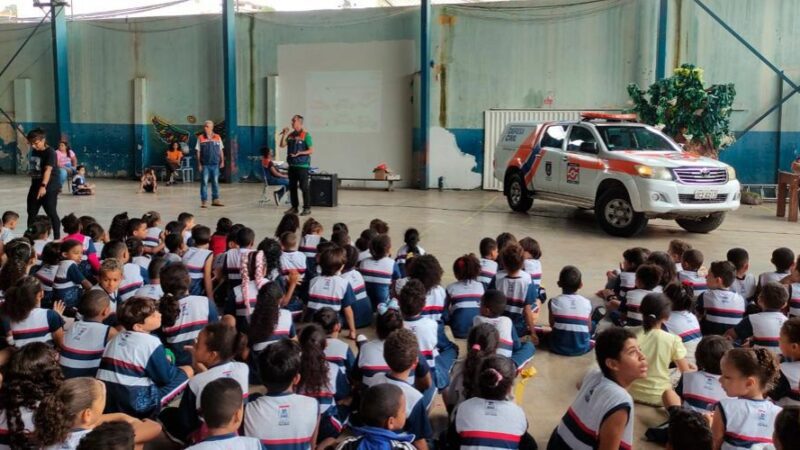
[{"xmin": 278, "ymin": 114, "xmax": 314, "ymax": 216}]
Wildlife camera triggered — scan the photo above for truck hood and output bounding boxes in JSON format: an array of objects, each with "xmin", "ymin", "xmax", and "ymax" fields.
[{"xmin": 610, "ymin": 150, "xmax": 730, "ymax": 168}]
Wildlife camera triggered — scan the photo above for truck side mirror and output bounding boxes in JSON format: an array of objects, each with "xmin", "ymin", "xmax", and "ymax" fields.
[{"xmin": 580, "ymin": 141, "xmax": 598, "ymax": 154}]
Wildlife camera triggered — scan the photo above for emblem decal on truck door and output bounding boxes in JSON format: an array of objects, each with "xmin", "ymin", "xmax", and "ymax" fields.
[
  {"xmin": 567, "ymin": 163, "xmax": 580, "ymax": 184},
  {"xmin": 545, "ymin": 162, "xmax": 552, "ymax": 178}
]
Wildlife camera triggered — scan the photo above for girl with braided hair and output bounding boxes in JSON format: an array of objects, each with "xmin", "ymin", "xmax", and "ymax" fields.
[
  {"xmin": 0, "ymin": 342, "xmax": 63, "ymax": 450},
  {"xmin": 0, "ymin": 239, "xmax": 36, "ymax": 302},
  {"xmin": 712, "ymin": 347, "xmax": 783, "ymax": 450}
]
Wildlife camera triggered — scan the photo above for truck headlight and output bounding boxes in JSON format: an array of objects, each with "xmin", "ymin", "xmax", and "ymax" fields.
[
  {"xmin": 635, "ymin": 165, "xmax": 673, "ymax": 181},
  {"xmin": 726, "ymin": 166, "xmax": 737, "ymax": 181}
]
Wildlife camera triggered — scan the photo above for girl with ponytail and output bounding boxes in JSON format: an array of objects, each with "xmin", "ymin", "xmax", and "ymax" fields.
[
  {"xmin": 442, "ymin": 322, "xmax": 499, "ymax": 413},
  {"xmin": 34, "ymin": 377, "xmax": 161, "ymax": 449},
  {"xmin": 0, "ymin": 239, "xmax": 36, "ymax": 302},
  {"xmin": 451, "ymin": 355, "xmax": 535, "ymax": 450},
  {"xmin": 297, "ymin": 323, "xmax": 350, "ymax": 444},
  {"xmin": 713, "ymin": 347, "xmax": 782, "ymax": 450},
  {"xmin": 629, "ymin": 292, "xmax": 693, "ymax": 406},
  {"xmin": 158, "ymin": 263, "xmax": 219, "ymax": 366}
]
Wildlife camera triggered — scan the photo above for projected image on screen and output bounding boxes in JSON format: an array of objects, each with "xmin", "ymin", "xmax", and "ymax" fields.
[{"xmin": 306, "ymin": 71, "xmax": 383, "ymax": 133}]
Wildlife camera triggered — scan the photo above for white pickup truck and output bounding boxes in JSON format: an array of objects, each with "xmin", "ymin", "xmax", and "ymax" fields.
[{"xmin": 494, "ymin": 113, "xmax": 741, "ymax": 236}]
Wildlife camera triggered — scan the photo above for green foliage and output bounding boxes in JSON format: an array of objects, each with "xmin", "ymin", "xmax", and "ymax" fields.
[{"xmin": 627, "ymin": 64, "xmax": 736, "ymax": 157}]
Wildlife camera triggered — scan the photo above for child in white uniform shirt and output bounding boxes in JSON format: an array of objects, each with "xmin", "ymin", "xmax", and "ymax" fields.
[{"xmin": 187, "ymin": 378, "xmax": 262, "ymax": 450}]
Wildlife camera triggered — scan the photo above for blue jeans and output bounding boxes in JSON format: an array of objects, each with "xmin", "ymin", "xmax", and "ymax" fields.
[
  {"xmin": 58, "ymin": 167, "xmax": 74, "ymax": 187},
  {"xmin": 200, "ymin": 165, "xmax": 220, "ymax": 202}
]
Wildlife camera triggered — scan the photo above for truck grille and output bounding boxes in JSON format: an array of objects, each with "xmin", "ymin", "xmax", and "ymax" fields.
[
  {"xmin": 678, "ymin": 193, "xmax": 728, "ymax": 204},
  {"xmin": 673, "ymin": 167, "xmax": 728, "ymax": 185}
]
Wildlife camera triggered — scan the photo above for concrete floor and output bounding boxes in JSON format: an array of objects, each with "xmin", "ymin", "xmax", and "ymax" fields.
[{"xmin": 3, "ymin": 175, "xmax": 798, "ymax": 449}]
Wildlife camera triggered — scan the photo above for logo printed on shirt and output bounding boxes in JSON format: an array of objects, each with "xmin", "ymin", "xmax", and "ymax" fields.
[
  {"xmin": 485, "ymin": 400, "xmax": 497, "ymax": 416},
  {"xmin": 278, "ymin": 405, "xmax": 290, "ymax": 426}
]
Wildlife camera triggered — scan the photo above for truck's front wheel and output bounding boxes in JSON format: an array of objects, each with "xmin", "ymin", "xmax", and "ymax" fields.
[
  {"xmin": 595, "ymin": 187, "xmax": 648, "ymax": 237},
  {"xmin": 676, "ymin": 212, "xmax": 726, "ymax": 233},
  {"xmin": 506, "ymin": 172, "xmax": 533, "ymax": 212}
]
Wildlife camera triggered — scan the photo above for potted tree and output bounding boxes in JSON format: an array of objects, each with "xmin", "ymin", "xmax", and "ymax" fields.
[{"xmin": 627, "ymin": 64, "xmax": 736, "ymax": 159}]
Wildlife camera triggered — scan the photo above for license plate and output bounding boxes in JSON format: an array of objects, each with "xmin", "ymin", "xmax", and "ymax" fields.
[{"xmin": 694, "ymin": 190, "xmax": 718, "ymax": 200}]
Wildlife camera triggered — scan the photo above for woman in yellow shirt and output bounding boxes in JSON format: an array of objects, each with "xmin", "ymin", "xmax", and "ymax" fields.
[
  {"xmin": 165, "ymin": 142, "xmax": 183, "ymax": 185},
  {"xmin": 629, "ymin": 291, "xmax": 694, "ymax": 405}
]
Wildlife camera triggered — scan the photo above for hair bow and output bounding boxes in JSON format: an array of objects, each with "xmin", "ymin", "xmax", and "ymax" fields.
[{"xmin": 377, "ymin": 299, "xmax": 399, "ymax": 315}]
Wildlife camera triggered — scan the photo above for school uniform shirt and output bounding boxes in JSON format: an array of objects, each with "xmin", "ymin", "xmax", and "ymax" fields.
[
  {"xmin": 325, "ymin": 337, "xmax": 356, "ymax": 375},
  {"xmin": 280, "ymin": 250, "xmax": 307, "ymax": 280},
  {"xmin": 359, "ymin": 257, "xmax": 401, "ymax": 287},
  {"xmin": 630, "ymin": 328, "xmax": 687, "ymax": 406},
  {"xmin": 90, "ymin": 285, "xmax": 120, "ymax": 313},
  {"xmin": 473, "ymin": 315, "xmax": 517, "ymax": 358},
  {"xmin": 0, "ymin": 407, "xmax": 35, "ymax": 449},
  {"xmin": 404, "ymin": 316, "xmax": 439, "ymax": 369},
  {"xmin": 97, "ymin": 330, "xmax": 189, "ymax": 416},
  {"xmin": 354, "ymin": 340, "xmax": 429, "ymax": 388},
  {"xmin": 299, "ymin": 361, "xmax": 350, "ymax": 417},
  {"xmin": 664, "ymin": 310, "xmax": 703, "ymax": 344},
  {"xmin": 759, "ymin": 271, "xmax": 791, "ymax": 289},
  {"xmin": 395, "ymin": 244, "xmax": 425, "ymax": 277},
  {"xmin": 132, "ymin": 255, "xmax": 151, "ymax": 271},
  {"xmin": 523, "ymin": 258, "xmax": 543, "ymax": 288},
  {"xmin": 178, "ymin": 361, "xmax": 250, "ymax": 436},
  {"xmin": 717, "ymin": 397, "xmax": 782, "ymax": 450},
  {"xmin": 770, "ymin": 361, "xmax": 800, "ymax": 406},
  {"xmin": 186, "ymin": 433, "xmax": 263, "ymax": 450},
  {"xmin": 54, "ymin": 259, "xmax": 87, "ymax": 308},
  {"xmin": 788, "ymin": 283, "xmax": 800, "ymax": 318},
  {"xmin": 422, "ymin": 285, "xmax": 447, "ymax": 324},
  {"xmin": 43, "ymin": 428, "xmax": 92, "ymax": 450},
  {"xmin": 370, "ymin": 373, "xmax": 432, "ymax": 441},
  {"xmin": 232, "ymin": 281, "xmax": 259, "ymax": 323},
  {"xmin": 144, "ymin": 227, "xmax": 162, "ymax": 248},
  {"xmin": 732, "ymin": 273, "xmax": 757, "ymax": 302},
  {"xmin": 478, "ymin": 258, "xmax": 498, "ymax": 288},
  {"xmin": 308, "ymin": 275, "xmax": 356, "ymax": 313},
  {"xmin": 244, "ymin": 392, "xmax": 318, "ymax": 449},
  {"xmin": 678, "ymin": 270, "xmax": 708, "ymax": 297},
  {"xmin": 60, "ymin": 320, "xmax": 112, "ymax": 378},
  {"xmin": 617, "ymin": 271, "xmax": 636, "ymax": 299},
  {"xmin": 621, "ymin": 288, "xmax": 655, "ymax": 327},
  {"xmin": 160, "ymin": 295, "xmax": 219, "ymax": 366},
  {"xmin": 3, "ymin": 308, "xmax": 64, "ymax": 348},
  {"xmin": 300, "ymin": 234, "xmax": 324, "ymax": 265},
  {"xmin": 0, "ymin": 228, "xmax": 13, "ymax": 244},
  {"xmin": 250, "ymin": 309, "xmax": 296, "ymax": 353},
  {"xmin": 64, "ymin": 233, "xmax": 99, "ymax": 276},
  {"xmin": 491, "ymin": 272, "xmax": 539, "ymax": 337},
  {"xmin": 676, "ymin": 370, "xmax": 730, "ymax": 413},
  {"xmin": 357, "ymin": 250, "xmax": 371, "ymax": 264},
  {"xmin": 135, "ymin": 283, "xmax": 163, "ymax": 301},
  {"xmin": 732, "ymin": 310, "xmax": 787, "ymax": 354},
  {"xmin": 698, "ymin": 288, "xmax": 746, "ymax": 335},
  {"xmin": 183, "ymin": 247, "xmax": 213, "ymax": 296},
  {"xmin": 548, "ymin": 294, "xmax": 593, "ymax": 356},
  {"xmin": 224, "ymin": 248, "xmax": 255, "ymax": 287},
  {"xmin": 340, "ymin": 269, "xmax": 372, "ymax": 328},
  {"xmin": 549, "ymin": 369, "xmax": 634, "ymax": 450},
  {"xmin": 165, "ymin": 253, "xmax": 182, "ymax": 265},
  {"xmin": 446, "ymin": 280, "xmax": 485, "ymax": 338},
  {"xmin": 33, "ymin": 238, "xmax": 50, "ymax": 264},
  {"xmin": 32, "ymin": 263, "xmax": 58, "ymax": 305},
  {"xmin": 454, "ymin": 397, "xmax": 527, "ymax": 450},
  {"xmin": 119, "ymin": 262, "xmax": 146, "ymax": 301}
]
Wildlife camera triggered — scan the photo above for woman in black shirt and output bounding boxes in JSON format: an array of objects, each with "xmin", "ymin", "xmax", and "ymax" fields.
[{"xmin": 26, "ymin": 128, "xmax": 60, "ymax": 239}]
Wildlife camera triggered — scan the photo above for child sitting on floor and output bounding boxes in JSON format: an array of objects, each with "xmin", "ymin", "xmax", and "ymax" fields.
[
  {"xmin": 72, "ymin": 165, "xmax": 96, "ymax": 196},
  {"xmin": 336, "ymin": 384, "xmax": 417, "ymax": 450}
]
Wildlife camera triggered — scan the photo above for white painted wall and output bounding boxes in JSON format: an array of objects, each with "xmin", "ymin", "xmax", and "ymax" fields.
[{"xmin": 277, "ymin": 40, "xmax": 414, "ymax": 186}]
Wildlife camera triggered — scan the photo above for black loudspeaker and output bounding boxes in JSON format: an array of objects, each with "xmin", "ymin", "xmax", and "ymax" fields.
[{"xmin": 310, "ymin": 173, "xmax": 338, "ymax": 207}]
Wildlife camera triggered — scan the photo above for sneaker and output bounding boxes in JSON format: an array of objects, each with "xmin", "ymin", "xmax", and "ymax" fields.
[
  {"xmin": 212, "ymin": 199, "xmax": 224, "ymax": 207},
  {"xmin": 284, "ymin": 207, "xmax": 298, "ymax": 215},
  {"xmin": 300, "ymin": 207, "xmax": 312, "ymax": 216},
  {"xmin": 201, "ymin": 202, "xmax": 208, "ymax": 208}
]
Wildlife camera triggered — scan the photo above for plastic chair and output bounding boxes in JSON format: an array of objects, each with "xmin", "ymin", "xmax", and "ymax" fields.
[{"xmin": 178, "ymin": 156, "xmax": 194, "ymax": 183}]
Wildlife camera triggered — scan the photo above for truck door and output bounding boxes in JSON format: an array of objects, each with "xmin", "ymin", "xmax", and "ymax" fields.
[
  {"xmin": 561, "ymin": 124, "xmax": 604, "ymax": 198},
  {"xmin": 530, "ymin": 124, "xmax": 567, "ymax": 193}
]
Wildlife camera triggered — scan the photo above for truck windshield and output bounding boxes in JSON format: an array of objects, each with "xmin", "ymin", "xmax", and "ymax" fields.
[{"xmin": 597, "ymin": 126, "xmax": 677, "ymax": 151}]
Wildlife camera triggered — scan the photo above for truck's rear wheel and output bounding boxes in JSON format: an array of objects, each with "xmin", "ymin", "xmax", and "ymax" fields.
[
  {"xmin": 506, "ymin": 172, "xmax": 533, "ymax": 212},
  {"xmin": 676, "ymin": 212, "xmax": 726, "ymax": 233},
  {"xmin": 595, "ymin": 187, "xmax": 648, "ymax": 237}
]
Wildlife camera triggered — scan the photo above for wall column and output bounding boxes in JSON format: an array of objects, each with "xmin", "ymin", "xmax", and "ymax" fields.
[
  {"xmin": 419, "ymin": 0, "xmax": 431, "ymax": 189},
  {"xmin": 134, "ymin": 78, "xmax": 148, "ymax": 177},
  {"xmin": 51, "ymin": 4, "xmax": 70, "ymax": 141},
  {"xmin": 222, "ymin": 0, "xmax": 239, "ymax": 181}
]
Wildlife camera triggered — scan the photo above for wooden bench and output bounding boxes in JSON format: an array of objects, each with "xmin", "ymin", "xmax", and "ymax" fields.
[
  {"xmin": 777, "ymin": 171, "xmax": 799, "ymax": 222},
  {"xmin": 338, "ymin": 177, "xmax": 401, "ymax": 191}
]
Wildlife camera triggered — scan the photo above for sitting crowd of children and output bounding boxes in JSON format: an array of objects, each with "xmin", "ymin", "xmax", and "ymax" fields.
[{"xmin": 0, "ymin": 208, "xmax": 797, "ymax": 450}]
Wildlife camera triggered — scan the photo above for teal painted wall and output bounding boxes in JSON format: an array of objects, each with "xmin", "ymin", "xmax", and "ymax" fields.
[{"xmin": 0, "ymin": 0, "xmax": 798, "ymax": 185}]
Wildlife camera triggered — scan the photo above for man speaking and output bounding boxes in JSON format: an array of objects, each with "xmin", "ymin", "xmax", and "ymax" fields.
[{"xmin": 279, "ymin": 114, "xmax": 314, "ymax": 216}]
